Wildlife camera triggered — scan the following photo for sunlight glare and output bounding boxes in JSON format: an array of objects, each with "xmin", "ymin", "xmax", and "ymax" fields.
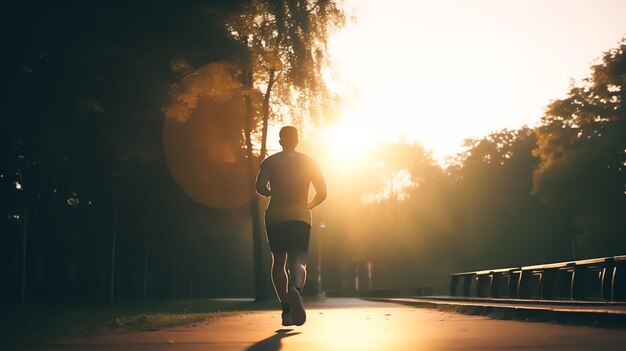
[
  {"xmin": 324, "ymin": 0, "xmax": 626, "ymax": 163},
  {"xmin": 322, "ymin": 118, "xmax": 378, "ymax": 160}
]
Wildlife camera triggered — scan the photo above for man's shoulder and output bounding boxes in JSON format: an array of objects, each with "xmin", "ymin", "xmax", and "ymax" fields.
[
  {"xmin": 261, "ymin": 152, "xmax": 283, "ymax": 164},
  {"xmin": 265, "ymin": 151, "xmax": 315, "ymax": 160},
  {"xmin": 263, "ymin": 151, "xmax": 319, "ymax": 168}
]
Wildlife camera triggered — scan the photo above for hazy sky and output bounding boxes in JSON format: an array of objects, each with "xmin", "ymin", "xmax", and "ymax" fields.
[{"xmin": 324, "ymin": 0, "xmax": 626, "ymax": 161}]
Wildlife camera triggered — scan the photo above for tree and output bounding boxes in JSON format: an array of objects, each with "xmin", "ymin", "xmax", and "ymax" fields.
[
  {"xmin": 533, "ymin": 38, "xmax": 626, "ymax": 257},
  {"xmin": 446, "ymin": 128, "xmax": 573, "ymax": 267},
  {"xmin": 226, "ymin": 0, "xmax": 344, "ymax": 301},
  {"xmin": 227, "ymin": 0, "xmax": 344, "ymax": 153}
]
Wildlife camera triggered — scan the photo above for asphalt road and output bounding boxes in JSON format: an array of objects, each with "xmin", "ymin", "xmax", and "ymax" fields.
[{"xmin": 26, "ymin": 298, "xmax": 626, "ymax": 351}]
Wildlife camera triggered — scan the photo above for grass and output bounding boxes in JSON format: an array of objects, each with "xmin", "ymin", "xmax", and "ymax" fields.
[{"xmin": 0, "ymin": 298, "xmax": 279, "ymax": 348}]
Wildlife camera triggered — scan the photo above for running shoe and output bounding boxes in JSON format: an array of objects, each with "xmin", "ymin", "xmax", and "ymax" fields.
[
  {"xmin": 281, "ymin": 311, "xmax": 294, "ymax": 326},
  {"xmin": 288, "ymin": 287, "xmax": 306, "ymax": 326}
]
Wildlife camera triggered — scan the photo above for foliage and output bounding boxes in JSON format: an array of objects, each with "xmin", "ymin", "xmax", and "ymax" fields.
[
  {"xmin": 162, "ymin": 62, "xmax": 264, "ymax": 207},
  {"xmin": 226, "ymin": 0, "xmax": 345, "ymax": 126},
  {"xmin": 532, "ymin": 39, "xmax": 626, "ymax": 257},
  {"xmin": 164, "ymin": 63, "xmax": 246, "ymax": 123}
]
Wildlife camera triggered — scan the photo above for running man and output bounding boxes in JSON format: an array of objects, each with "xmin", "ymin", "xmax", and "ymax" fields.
[{"xmin": 255, "ymin": 126, "xmax": 327, "ymax": 326}]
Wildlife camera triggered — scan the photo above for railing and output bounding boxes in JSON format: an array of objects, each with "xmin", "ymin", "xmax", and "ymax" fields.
[{"xmin": 450, "ymin": 255, "xmax": 626, "ymax": 301}]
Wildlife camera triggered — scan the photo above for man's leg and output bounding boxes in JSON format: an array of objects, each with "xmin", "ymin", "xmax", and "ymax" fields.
[
  {"xmin": 271, "ymin": 252, "xmax": 288, "ymax": 303},
  {"xmin": 271, "ymin": 252, "xmax": 294, "ymax": 326},
  {"xmin": 287, "ymin": 249, "xmax": 308, "ymax": 326},
  {"xmin": 287, "ymin": 249, "xmax": 308, "ymax": 291}
]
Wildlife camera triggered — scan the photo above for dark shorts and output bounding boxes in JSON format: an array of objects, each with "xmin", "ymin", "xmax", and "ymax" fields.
[{"xmin": 266, "ymin": 221, "xmax": 311, "ymax": 254}]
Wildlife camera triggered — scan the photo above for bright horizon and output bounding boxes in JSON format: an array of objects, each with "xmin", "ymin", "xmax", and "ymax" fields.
[{"xmin": 321, "ymin": 0, "xmax": 626, "ymax": 162}]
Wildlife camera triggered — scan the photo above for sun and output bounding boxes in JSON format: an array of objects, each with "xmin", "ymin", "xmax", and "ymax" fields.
[{"xmin": 320, "ymin": 117, "xmax": 380, "ymax": 160}]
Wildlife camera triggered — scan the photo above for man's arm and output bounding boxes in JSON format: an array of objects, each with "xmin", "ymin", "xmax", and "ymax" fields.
[
  {"xmin": 255, "ymin": 163, "xmax": 271, "ymax": 197},
  {"xmin": 308, "ymin": 163, "xmax": 327, "ymax": 210}
]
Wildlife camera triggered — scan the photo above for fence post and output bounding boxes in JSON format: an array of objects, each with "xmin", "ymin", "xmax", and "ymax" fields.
[
  {"xmin": 450, "ymin": 275, "xmax": 459, "ymax": 296},
  {"xmin": 462, "ymin": 274, "xmax": 472, "ymax": 297}
]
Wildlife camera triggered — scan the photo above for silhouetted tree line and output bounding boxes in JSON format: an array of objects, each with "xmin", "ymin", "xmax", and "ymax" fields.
[{"xmin": 1, "ymin": 0, "xmax": 257, "ymax": 303}]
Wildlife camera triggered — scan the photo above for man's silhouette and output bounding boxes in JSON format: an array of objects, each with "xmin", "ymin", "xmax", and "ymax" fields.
[{"xmin": 255, "ymin": 126, "xmax": 327, "ymax": 326}]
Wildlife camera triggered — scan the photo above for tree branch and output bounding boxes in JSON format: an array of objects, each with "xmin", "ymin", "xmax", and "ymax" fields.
[{"xmin": 307, "ymin": 0, "xmax": 323, "ymax": 13}]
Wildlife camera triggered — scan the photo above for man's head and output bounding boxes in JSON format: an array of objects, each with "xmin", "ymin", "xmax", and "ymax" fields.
[{"xmin": 279, "ymin": 126, "xmax": 299, "ymax": 150}]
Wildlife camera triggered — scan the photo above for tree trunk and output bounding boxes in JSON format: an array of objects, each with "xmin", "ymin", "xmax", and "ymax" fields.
[
  {"xmin": 109, "ymin": 178, "xmax": 118, "ymax": 304},
  {"xmin": 21, "ymin": 162, "xmax": 29, "ymax": 305},
  {"xmin": 243, "ymin": 67, "xmax": 269, "ymax": 302},
  {"xmin": 260, "ymin": 68, "xmax": 276, "ymax": 160}
]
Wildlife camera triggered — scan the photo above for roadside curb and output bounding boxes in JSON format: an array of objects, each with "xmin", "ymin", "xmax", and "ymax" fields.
[{"xmin": 364, "ymin": 297, "xmax": 626, "ymax": 329}]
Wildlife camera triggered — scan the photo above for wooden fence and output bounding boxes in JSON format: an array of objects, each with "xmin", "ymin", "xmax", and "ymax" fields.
[{"xmin": 450, "ymin": 255, "xmax": 626, "ymax": 301}]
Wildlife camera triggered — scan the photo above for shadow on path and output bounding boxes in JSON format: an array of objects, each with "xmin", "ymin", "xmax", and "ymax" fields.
[{"xmin": 245, "ymin": 329, "xmax": 301, "ymax": 351}]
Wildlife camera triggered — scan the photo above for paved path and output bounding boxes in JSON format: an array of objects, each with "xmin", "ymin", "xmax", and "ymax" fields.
[{"xmin": 28, "ymin": 298, "xmax": 626, "ymax": 351}]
